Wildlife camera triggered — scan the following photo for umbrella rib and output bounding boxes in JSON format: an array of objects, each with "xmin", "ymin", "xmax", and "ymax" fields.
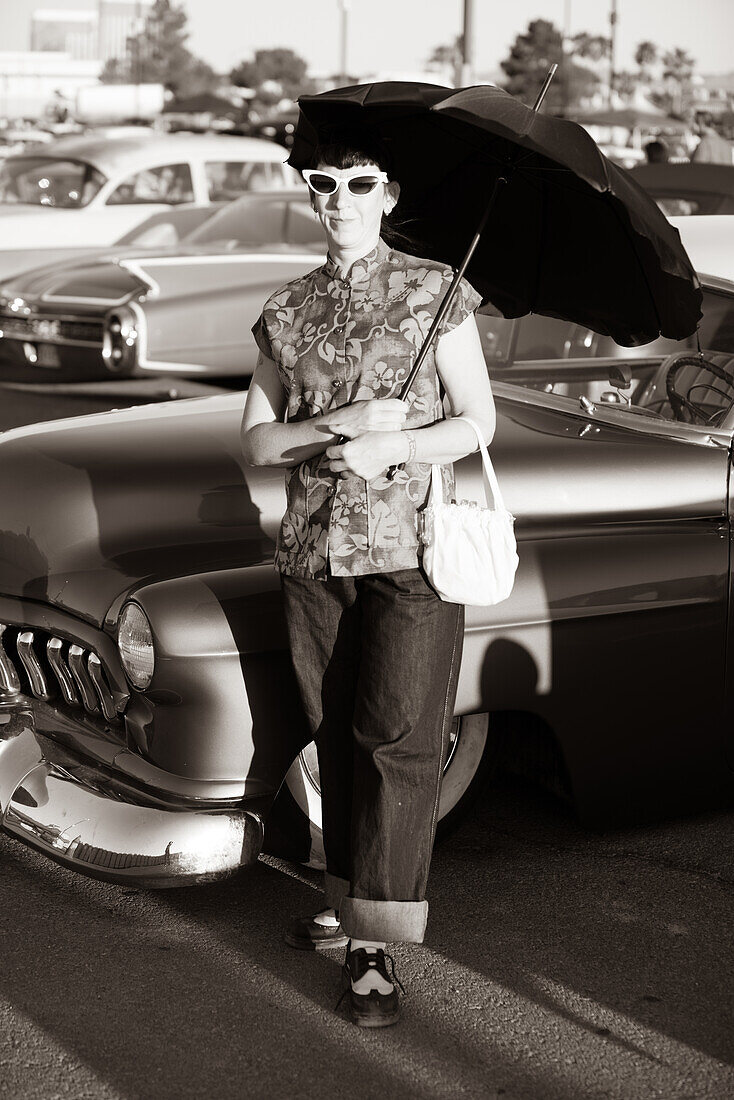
[{"xmin": 606, "ymin": 199, "xmax": 662, "ymax": 341}]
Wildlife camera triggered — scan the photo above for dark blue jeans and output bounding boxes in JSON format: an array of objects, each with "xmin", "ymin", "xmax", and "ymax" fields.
[{"xmin": 281, "ymin": 568, "xmax": 464, "ymax": 943}]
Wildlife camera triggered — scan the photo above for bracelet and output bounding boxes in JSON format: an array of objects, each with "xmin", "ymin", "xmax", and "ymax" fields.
[{"xmin": 403, "ymin": 430, "xmax": 416, "ymax": 463}]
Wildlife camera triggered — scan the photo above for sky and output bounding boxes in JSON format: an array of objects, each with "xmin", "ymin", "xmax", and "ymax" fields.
[{"xmin": 2, "ymin": 0, "xmax": 733, "ymax": 77}]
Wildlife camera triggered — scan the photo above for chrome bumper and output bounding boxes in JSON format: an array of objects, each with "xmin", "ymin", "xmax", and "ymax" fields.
[{"xmin": 0, "ymin": 701, "xmax": 264, "ymax": 887}]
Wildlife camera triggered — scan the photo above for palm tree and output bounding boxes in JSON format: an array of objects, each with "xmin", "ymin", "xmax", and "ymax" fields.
[
  {"xmin": 662, "ymin": 48, "xmax": 696, "ymax": 115},
  {"xmin": 634, "ymin": 41, "xmax": 658, "ymax": 83}
]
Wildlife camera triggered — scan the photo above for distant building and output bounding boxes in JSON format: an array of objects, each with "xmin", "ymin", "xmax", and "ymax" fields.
[
  {"xmin": 98, "ymin": 0, "xmax": 154, "ymax": 64},
  {"xmin": 31, "ymin": 9, "xmax": 98, "ymax": 61},
  {"xmin": 0, "ymin": 51, "xmax": 101, "ymax": 120}
]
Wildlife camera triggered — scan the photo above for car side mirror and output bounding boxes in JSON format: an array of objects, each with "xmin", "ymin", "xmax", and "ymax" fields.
[{"xmin": 608, "ymin": 363, "xmax": 632, "ymax": 390}]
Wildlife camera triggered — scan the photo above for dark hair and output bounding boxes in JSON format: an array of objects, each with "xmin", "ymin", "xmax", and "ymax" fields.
[
  {"xmin": 644, "ymin": 139, "xmax": 668, "ymax": 163},
  {"xmin": 308, "ymin": 138, "xmax": 422, "ymax": 253},
  {"xmin": 308, "ymin": 122, "xmax": 393, "ymax": 175}
]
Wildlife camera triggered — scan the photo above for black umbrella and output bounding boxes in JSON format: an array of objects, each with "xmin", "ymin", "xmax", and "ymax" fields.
[{"xmin": 288, "ymin": 78, "xmax": 702, "ymax": 360}]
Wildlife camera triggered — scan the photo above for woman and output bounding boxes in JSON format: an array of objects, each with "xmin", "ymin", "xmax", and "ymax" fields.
[{"xmin": 241, "ymin": 133, "xmax": 496, "ymax": 1027}]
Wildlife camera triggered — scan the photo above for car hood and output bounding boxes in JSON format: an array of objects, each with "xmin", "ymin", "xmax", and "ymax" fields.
[
  {"xmin": 0, "ymin": 246, "xmax": 322, "ymax": 309},
  {"xmin": 0, "ymin": 387, "xmax": 725, "ymax": 631},
  {"xmin": 0, "ymin": 393, "xmax": 284, "ymax": 628}
]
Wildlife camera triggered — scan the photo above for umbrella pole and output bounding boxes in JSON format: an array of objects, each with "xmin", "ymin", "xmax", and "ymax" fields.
[{"xmin": 396, "ymin": 173, "xmax": 509, "ymax": 403}]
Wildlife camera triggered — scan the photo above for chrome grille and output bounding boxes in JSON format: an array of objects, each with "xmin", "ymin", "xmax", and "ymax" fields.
[
  {"xmin": 59, "ymin": 319, "xmax": 104, "ymax": 344},
  {"xmin": 0, "ymin": 624, "xmax": 127, "ymax": 721},
  {"xmin": 0, "ymin": 313, "xmax": 103, "ymax": 347}
]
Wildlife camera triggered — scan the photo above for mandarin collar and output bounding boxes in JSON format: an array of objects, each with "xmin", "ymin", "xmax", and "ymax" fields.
[{"xmin": 323, "ymin": 238, "xmax": 389, "ymax": 285}]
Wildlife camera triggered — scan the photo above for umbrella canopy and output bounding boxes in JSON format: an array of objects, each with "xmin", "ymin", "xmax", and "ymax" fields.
[{"xmin": 289, "ymin": 81, "xmax": 702, "ymax": 347}]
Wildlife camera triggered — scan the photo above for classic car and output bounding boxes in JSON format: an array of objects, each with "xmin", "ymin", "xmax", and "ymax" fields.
[
  {"xmin": 1, "ymin": 218, "xmax": 734, "ymax": 887},
  {"xmin": 0, "ymin": 199, "xmax": 227, "ymax": 287},
  {"xmin": 0, "ymin": 131, "xmax": 298, "ymax": 278},
  {"xmin": 0, "ymin": 200, "xmax": 716, "ymax": 392},
  {"xmin": 0, "ymin": 190, "xmax": 323, "ymax": 384},
  {"xmin": 631, "ymin": 162, "xmax": 734, "ymax": 217}
]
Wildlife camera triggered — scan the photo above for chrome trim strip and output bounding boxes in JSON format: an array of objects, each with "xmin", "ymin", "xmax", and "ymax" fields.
[
  {"xmin": 39, "ymin": 294, "xmax": 137, "ymax": 307},
  {"xmin": 127, "ymin": 252, "xmax": 323, "ymax": 267},
  {"xmin": 87, "ymin": 653, "xmax": 117, "ymax": 721},
  {"xmin": 0, "ymin": 625, "xmax": 21, "ymax": 696},
  {"xmin": 0, "ymin": 310, "xmax": 103, "ymax": 324},
  {"xmin": 0, "ymin": 334, "xmax": 101, "ymax": 349},
  {"xmin": 68, "ymin": 645, "xmax": 99, "ymax": 713},
  {"xmin": 0, "ymin": 707, "xmax": 264, "ymax": 886},
  {"xmin": 46, "ymin": 637, "xmax": 78, "ymax": 706},
  {"xmin": 16, "ymin": 632, "xmax": 51, "ymax": 700}
]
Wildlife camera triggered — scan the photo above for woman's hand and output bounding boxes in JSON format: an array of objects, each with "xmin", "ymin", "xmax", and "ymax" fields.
[
  {"xmin": 322, "ymin": 398, "xmax": 408, "ymax": 438},
  {"xmin": 326, "ymin": 431, "xmax": 407, "ymax": 482}
]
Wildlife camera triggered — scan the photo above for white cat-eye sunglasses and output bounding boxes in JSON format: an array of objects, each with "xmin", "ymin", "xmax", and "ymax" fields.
[{"xmin": 302, "ymin": 167, "xmax": 389, "ymax": 196}]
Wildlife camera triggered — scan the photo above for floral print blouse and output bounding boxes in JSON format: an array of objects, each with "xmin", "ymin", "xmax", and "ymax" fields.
[{"xmin": 252, "ymin": 238, "xmax": 482, "ymax": 580}]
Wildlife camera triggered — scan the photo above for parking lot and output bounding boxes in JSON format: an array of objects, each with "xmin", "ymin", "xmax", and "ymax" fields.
[{"xmin": 1, "ymin": 776, "xmax": 732, "ymax": 1100}]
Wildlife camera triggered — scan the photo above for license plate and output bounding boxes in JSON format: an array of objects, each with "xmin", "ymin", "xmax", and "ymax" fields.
[{"xmin": 36, "ymin": 343, "xmax": 60, "ymax": 368}]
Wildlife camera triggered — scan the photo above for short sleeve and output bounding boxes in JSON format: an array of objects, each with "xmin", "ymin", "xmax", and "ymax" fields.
[
  {"xmin": 251, "ymin": 313, "xmax": 274, "ymax": 361},
  {"xmin": 438, "ymin": 275, "xmax": 482, "ymax": 336}
]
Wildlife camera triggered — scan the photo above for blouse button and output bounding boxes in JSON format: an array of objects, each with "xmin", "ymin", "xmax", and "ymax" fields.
[{"xmin": 333, "ymin": 378, "xmax": 342, "ymax": 388}]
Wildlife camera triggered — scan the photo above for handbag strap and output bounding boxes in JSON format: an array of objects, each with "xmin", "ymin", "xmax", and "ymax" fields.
[
  {"xmin": 428, "ymin": 416, "xmax": 506, "ymax": 510},
  {"xmin": 451, "ymin": 416, "xmax": 507, "ymax": 511}
]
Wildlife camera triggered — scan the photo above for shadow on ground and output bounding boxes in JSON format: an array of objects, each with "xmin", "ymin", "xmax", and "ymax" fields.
[{"xmin": 0, "ymin": 778, "xmax": 733, "ymax": 1100}]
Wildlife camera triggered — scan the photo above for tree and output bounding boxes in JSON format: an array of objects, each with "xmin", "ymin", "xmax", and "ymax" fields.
[
  {"xmin": 426, "ymin": 36, "xmax": 463, "ymax": 86},
  {"xmin": 230, "ymin": 49, "xmax": 311, "ymax": 108},
  {"xmin": 100, "ymin": 0, "xmax": 218, "ymax": 96},
  {"xmin": 614, "ymin": 71, "xmax": 638, "ymax": 99},
  {"xmin": 634, "ymin": 41, "xmax": 658, "ymax": 73},
  {"xmin": 499, "ymin": 19, "xmax": 600, "ymax": 111},
  {"xmin": 571, "ymin": 33, "xmax": 610, "ymax": 63},
  {"xmin": 654, "ymin": 47, "xmax": 697, "ymax": 116}
]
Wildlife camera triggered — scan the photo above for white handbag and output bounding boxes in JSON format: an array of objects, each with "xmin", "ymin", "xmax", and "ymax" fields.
[{"xmin": 420, "ymin": 416, "xmax": 519, "ymax": 606}]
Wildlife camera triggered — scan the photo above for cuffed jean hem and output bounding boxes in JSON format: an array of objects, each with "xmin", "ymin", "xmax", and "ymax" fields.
[
  {"xmin": 340, "ymin": 897, "xmax": 429, "ymax": 944},
  {"xmin": 324, "ymin": 872, "xmax": 350, "ymax": 911}
]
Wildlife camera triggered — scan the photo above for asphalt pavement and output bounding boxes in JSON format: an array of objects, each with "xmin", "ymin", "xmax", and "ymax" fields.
[{"xmin": 0, "ymin": 776, "xmax": 732, "ymax": 1100}]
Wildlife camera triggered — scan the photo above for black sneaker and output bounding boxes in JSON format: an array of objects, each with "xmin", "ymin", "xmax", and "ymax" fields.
[
  {"xmin": 339, "ymin": 945, "xmax": 404, "ymax": 1027},
  {"xmin": 284, "ymin": 913, "xmax": 349, "ymax": 951}
]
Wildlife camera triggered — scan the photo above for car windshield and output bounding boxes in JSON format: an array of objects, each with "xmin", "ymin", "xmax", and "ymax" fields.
[
  {"xmin": 478, "ymin": 284, "xmax": 734, "ymax": 430},
  {"xmin": 0, "ymin": 157, "xmax": 106, "ymax": 208},
  {"xmin": 183, "ymin": 197, "xmax": 322, "ymax": 250}
]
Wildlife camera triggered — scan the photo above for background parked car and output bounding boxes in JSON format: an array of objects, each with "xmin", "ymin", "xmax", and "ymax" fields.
[
  {"xmin": 631, "ymin": 162, "xmax": 734, "ymax": 216},
  {"xmin": 0, "ymin": 215, "xmax": 730, "ymax": 412},
  {"xmin": 0, "ymin": 189, "xmax": 322, "ymax": 384},
  {"xmin": 0, "ymin": 131, "xmax": 298, "ymax": 278},
  {"xmin": 0, "ymin": 198, "xmax": 225, "ymax": 283},
  {"xmin": 247, "ymin": 110, "xmax": 299, "ymax": 148}
]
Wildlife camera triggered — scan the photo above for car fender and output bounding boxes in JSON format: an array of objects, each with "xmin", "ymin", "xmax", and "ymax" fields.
[{"xmin": 120, "ymin": 565, "xmax": 309, "ymax": 799}]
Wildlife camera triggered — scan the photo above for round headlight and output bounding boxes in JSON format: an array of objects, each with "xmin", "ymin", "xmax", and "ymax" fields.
[{"xmin": 117, "ymin": 602, "xmax": 155, "ymax": 689}]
